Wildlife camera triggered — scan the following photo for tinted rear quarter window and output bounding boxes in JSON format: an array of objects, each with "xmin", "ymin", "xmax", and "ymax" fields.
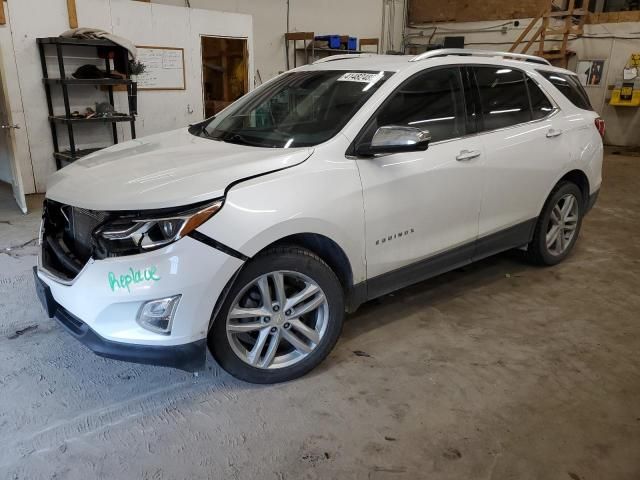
[
  {"xmin": 526, "ymin": 77, "xmax": 554, "ymax": 120},
  {"xmin": 537, "ymin": 70, "xmax": 593, "ymax": 110}
]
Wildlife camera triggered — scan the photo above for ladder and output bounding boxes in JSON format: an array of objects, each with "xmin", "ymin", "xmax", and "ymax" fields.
[{"xmin": 509, "ymin": 0, "xmax": 587, "ymax": 67}]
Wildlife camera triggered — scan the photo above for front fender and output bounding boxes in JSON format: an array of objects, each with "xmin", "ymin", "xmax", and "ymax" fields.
[{"xmin": 196, "ymin": 148, "xmax": 367, "ymax": 284}]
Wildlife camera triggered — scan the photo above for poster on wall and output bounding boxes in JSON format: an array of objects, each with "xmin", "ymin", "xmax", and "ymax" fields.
[
  {"xmin": 577, "ymin": 60, "xmax": 605, "ymax": 86},
  {"xmin": 136, "ymin": 46, "xmax": 186, "ymax": 90}
]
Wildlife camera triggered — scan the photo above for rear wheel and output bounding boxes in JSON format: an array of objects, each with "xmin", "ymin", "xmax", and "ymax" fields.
[
  {"xmin": 526, "ymin": 181, "xmax": 583, "ymax": 266},
  {"xmin": 208, "ymin": 247, "xmax": 344, "ymax": 383}
]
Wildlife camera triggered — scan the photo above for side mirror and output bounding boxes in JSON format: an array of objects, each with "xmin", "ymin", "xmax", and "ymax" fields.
[{"xmin": 356, "ymin": 126, "xmax": 431, "ymax": 156}]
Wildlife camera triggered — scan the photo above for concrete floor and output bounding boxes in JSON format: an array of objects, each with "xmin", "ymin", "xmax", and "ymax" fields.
[{"xmin": 0, "ymin": 151, "xmax": 639, "ymax": 480}]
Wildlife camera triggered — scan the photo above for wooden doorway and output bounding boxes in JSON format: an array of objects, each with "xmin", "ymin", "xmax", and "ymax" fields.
[{"xmin": 201, "ymin": 36, "xmax": 248, "ymax": 118}]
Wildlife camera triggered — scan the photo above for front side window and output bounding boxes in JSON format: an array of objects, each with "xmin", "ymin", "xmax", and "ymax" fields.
[
  {"xmin": 194, "ymin": 70, "xmax": 392, "ymax": 148},
  {"xmin": 357, "ymin": 67, "xmax": 467, "ymax": 145},
  {"xmin": 474, "ymin": 66, "xmax": 532, "ymax": 131}
]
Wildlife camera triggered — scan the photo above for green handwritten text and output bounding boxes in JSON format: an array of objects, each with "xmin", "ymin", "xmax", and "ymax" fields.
[{"xmin": 108, "ymin": 266, "xmax": 161, "ymax": 293}]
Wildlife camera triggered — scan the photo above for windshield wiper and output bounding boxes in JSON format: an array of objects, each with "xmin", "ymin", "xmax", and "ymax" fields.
[
  {"xmin": 189, "ymin": 120, "xmax": 220, "ymax": 139},
  {"xmin": 222, "ymin": 133, "xmax": 265, "ymax": 148}
]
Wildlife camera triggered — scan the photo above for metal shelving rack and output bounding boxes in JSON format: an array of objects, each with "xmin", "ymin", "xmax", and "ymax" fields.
[
  {"xmin": 37, "ymin": 37, "xmax": 136, "ymax": 169},
  {"xmin": 284, "ymin": 33, "xmax": 380, "ymax": 68}
]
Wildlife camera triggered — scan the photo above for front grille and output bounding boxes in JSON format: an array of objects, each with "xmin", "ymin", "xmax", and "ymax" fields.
[
  {"xmin": 41, "ymin": 200, "xmax": 109, "ymax": 281},
  {"xmin": 69, "ymin": 207, "xmax": 108, "ymax": 259}
]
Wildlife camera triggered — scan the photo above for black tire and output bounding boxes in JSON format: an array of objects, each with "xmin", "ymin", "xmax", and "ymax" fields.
[
  {"xmin": 525, "ymin": 181, "xmax": 584, "ymax": 266},
  {"xmin": 208, "ymin": 246, "xmax": 344, "ymax": 384}
]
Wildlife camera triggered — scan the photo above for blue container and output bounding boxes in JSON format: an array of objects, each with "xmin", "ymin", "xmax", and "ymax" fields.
[
  {"xmin": 315, "ymin": 35, "xmax": 341, "ymax": 49},
  {"xmin": 347, "ymin": 37, "xmax": 357, "ymax": 50}
]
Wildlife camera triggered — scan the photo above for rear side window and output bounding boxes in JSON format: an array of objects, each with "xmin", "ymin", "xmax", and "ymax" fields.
[
  {"xmin": 526, "ymin": 77, "xmax": 554, "ymax": 120},
  {"xmin": 537, "ymin": 70, "xmax": 593, "ymax": 110},
  {"xmin": 473, "ymin": 67, "xmax": 532, "ymax": 131}
]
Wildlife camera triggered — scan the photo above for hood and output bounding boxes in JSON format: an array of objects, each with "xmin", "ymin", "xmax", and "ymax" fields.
[{"xmin": 46, "ymin": 128, "xmax": 313, "ymax": 211}]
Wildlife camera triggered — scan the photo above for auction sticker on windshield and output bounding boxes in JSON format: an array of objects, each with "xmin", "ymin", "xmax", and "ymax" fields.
[{"xmin": 338, "ymin": 72, "xmax": 384, "ymax": 83}]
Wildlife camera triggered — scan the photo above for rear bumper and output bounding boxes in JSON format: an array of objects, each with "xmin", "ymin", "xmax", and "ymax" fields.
[
  {"xmin": 34, "ymin": 267, "xmax": 207, "ymax": 371},
  {"xmin": 586, "ymin": 188, "xmax": 600, "ymax": 214}
]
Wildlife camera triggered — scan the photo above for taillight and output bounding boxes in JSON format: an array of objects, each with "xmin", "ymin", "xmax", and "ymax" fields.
[{"xmin": 595, "ymin": 117, "xmax": 606, "ymax": 139}]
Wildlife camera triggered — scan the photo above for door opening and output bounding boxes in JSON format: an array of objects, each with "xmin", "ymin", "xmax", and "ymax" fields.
[
  {"xmin": 0, "ymin": 44, "xmax": 27, "ymax": 214},
  {"xmin": 201, "ymin": 36, "xmax": 248, "ymax": 118}
]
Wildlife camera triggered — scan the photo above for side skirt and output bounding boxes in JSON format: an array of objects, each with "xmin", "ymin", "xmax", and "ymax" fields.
[
  {"xmin": 366, "ymin": 242, "xmax": 475, "ymax": 302},
  {"xmin": 347, "ymin": 218, "xmax": 536, "ymax": 310},
  {"xmin": 472, "ymin": 218, "xmax": 536, "ymax": 263}
]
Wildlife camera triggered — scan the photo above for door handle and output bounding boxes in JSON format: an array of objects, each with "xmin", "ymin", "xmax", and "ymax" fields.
[
  {"xmin": 456, "ymin": 149, "xmax": 481, "ymax": 161},
  {"xmin": 0, "ymin": 124, "xmax": 20, "ymax": 129},
  {"xmin": 546, "ymin": 128, "xmax": 562, "ymax": 138}
]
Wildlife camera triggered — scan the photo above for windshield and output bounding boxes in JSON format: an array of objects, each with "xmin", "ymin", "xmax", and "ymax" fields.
[{"xmin": 193, "ymin": 70, "xmax": 393, "ymax": 148}]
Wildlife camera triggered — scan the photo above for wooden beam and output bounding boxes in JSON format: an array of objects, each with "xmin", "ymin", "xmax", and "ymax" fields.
[
  {"xmin": 543, "ymin": 53, "xmax": 569, "ymax": 60},
  {"xmin": 360, "ymin": 38, "xmax": 380, "ymax": 53},
  {"xmin": 537, "ymin": 16, "xmax": 549, "ymax": 56},
  {"xmin": 0, "ymin": 0, "xmax": 6, "ymax": 25},
  {"xmin": 546, "ymin": 9, "xmax": 586, "ymax": 17},
  {"xmin": 520, "ymin": 25, "xmax": 545, "ymax": 54},
  {"xmin": 544, "ymin": 28, "xmax": 566, "ymax": 35},
  {"xmin": 558, "ymin": 0, "xmax": 575, "ymax": 67},
  {"xmin": 509, "ymin": 3, "xmax": 548, "ymax": 53},
  {"xmin": 285, "ymin": 32, "xmax": 314, "ymax": 41},
  {"xmin": 67, "ymin": 0, "xmax": 78, "ymax": 29}
]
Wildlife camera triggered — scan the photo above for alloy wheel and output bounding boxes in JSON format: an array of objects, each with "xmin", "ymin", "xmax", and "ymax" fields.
[
  {"xmin": 546, "ymin": 193, "xmax": 579, "ymax": 256},
  {"xmin": 226, "ymin": 271, "xmax": 329, "ymax": 370}
]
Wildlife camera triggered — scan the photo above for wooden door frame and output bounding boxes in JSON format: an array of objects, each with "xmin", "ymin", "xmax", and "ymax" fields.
[{"xmin": 199, "ymin": 35, "xmax": 249, "ymax": 119}]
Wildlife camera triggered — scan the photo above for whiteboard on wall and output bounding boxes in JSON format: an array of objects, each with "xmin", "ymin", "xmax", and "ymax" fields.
[{"xmin": 136, "ymin": 46, "xmax": 186, "ymax": 90}]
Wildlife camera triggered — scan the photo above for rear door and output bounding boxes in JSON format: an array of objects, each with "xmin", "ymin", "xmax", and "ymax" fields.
[
  {"xmin": 354, "ymin": 66, "xmax": 483, "ymax": 294},
  {"xmin": 469, "ymin": 65, "xmax": 571, "ymax": 256}
]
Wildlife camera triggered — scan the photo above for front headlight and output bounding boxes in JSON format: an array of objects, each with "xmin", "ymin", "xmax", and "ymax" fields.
[{"xmin": 95, "ymin": 199, "xmax": 223, "ymax": 257}]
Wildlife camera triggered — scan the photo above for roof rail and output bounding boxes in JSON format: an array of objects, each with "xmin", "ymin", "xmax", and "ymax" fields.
[
  {"xmin": 313, "ymin": 53, "xmax": 377, "ymax": 64},
  {"xmin": 410, "ymin": 49, "xmax": 551, "ymax": 66}
]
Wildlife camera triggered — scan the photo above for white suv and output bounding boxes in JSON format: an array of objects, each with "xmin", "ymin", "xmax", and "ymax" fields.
[{"xmin": 34, "ymin": 49, "xmax": 603, "ymax": 383}]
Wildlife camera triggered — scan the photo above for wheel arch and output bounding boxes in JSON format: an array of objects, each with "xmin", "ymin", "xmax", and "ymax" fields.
[
  {"xmin": 258, "ymin": 233, "xmax": 354, "ymax": 292},
  {"xmin": 558, "ymin": 169, "xmax": 590, "ymax": 208},
  {"xmin": 208, "ymin": 231, "xmax": 360, "ymax": 332},
  {"xmin": 539, "ymin": 169, "xmax": 590, "ymax": 216}
]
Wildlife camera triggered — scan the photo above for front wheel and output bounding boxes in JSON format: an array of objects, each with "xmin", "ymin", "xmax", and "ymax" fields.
[
  {"xmin": 526, "ymin": 181, "xmax": 584, "ymax": 266},
  {"xmin": 208, "ymin": 246, "xmax": 344, "ymax": 384}
]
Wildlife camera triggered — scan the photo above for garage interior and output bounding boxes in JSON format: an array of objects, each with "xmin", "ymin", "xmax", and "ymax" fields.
[{"xmin": 1, "ymin": 0, "xmax": 640, "ymax": 478}]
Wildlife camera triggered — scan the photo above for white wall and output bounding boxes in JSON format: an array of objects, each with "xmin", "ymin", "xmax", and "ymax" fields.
[
  {"xmin": 1, "ymin": 0, "xmax": 253, "ymax": 192},
  {"xmin": 404, "ymin": 18, "xmax": 640, "ymax": 147},
  {"xmin": 2, "ymin": 0, "xmax": 395, "ymax": 193},
  {"xmin": 573, "ymin": 23, "xmax": 640, "ymax": 147},
  {"xmin": 153, "ymin": 0, "xmax": 396, "ymax": 83}
]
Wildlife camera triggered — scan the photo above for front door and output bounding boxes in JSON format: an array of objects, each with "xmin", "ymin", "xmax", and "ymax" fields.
[{"xmin": 354, "ymin": 67, "xmax": 483, "ymax": 296}]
